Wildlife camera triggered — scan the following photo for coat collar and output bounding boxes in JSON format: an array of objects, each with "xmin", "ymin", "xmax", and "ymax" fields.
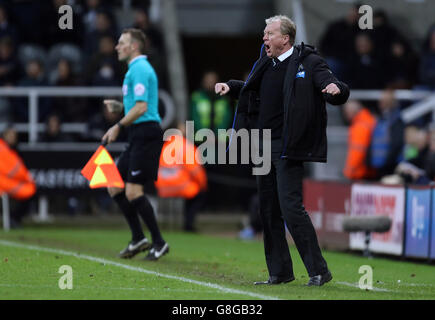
[{"xmin": 282, "ymin": 46, "xmax": 301, "ymax": 97}]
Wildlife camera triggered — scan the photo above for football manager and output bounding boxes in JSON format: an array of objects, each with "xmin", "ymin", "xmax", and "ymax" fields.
[{"xmin": 215, "ymin": 15, "xmax": 349, "ymax": 286}]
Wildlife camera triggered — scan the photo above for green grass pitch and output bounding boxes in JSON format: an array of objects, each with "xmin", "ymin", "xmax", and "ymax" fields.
[{"xmin": 0, "ymin": 227, "xmax": 434, "ymax": 300}]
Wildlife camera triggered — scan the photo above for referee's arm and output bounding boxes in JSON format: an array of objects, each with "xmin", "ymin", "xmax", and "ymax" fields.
[
  {"xmin": 102, "ymin": 101, "xmax": 147, "ymax": 144},
  {"xmin": 118, "ymin": 101, "xmax": 147, "ymax": 127}
]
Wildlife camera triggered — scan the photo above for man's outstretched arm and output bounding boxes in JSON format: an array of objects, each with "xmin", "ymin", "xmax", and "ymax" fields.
[{"xmin": 312, "ymin": 57, "xmax": 350, "ymax": 105}]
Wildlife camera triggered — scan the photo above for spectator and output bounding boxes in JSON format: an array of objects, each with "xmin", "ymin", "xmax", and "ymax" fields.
[
  {"xmin": 347, "ymin": 33, "xmax": 385, "ymax": 89},
  {"xmin": 369, "ymin": 10, "xmax": 402, "ymax": 62},
  {"xmin": 131, "ymin": 7, "xmax": 168, "ymax": 89},
  {"xmin": 385, "ymin": 37, "xmax": 419, "ymax": 89},
  {"xmin": 155, "ymin": 123, "xmax": 207, "ymax": 232},
  {"xmin": 392, "ymin": 125, "xmax": 430, "ymax": 184},
  {"xmin": 39, "ymin": 113, "xmax": 74, "ymax": 142},
  {"xmin": 38, "ymin": 112, "xmax": 82, "ymax": 214},
  {"xmin": 419, "ymin": 24, "xmax": 435, "ymax": 89},
  {"xmin": 402, "ymin": 125, "xmax": 429, "ymax": 170},
  {"xmin": 18, "ymin": 59, "xmax": 46, "ymax": 86},
  {"xmin": 83, "ymin": 9, "xmax": 117, "ymax": 60},
  {"xmin": 132, "ymin": 7, "xmax": 164, "ymax": 52},
  {"xmin": 2, "ymin": 125, "xmax": 18, "ymax": 149},
  {"xmin": 86, "ymin": 34, "xmax": 124, "ymax": 86},
  {"xmin": 190, "ymin": 70, "xmax": 233, "ymax": 142},
  {"xmin": 145, "ymin": 33, "xmax": 168, "ymax": 90},
  {"xmin": 50, "ymin": 58, "xmax": 87, "ymax": 121},
  {"xmin": 15, "ymin": 59, "xmax": 52, "ymax": 121},
  {"xmin": 84, "ymin": 103, "xmax": 125, "ymax": 142},
  {"xmin": 190, "ymin": 71, "xmax": 233, "ymax": 210},
  {"xmin": 318, "ymin": 4, "xmax": 360, "ymax": 79},
  {"xmin": 1, "ymin": 126, "xmax": 36, "ymax": 228},
  {"xmin": 0, "ymin": 5, "xmax": 18, "ymax": 43},
  {"xmin": 51, "ymin": 58, "xmax": 78, "ymax": 86},
  {"xmin": 82, "ymin": 0, "xmax": 105, "ymax": 34},
  {"xmin": 0, "ymin": 36, "xmax": 20, "ymax": 86},
  {"xmin": 367, "ymin": 89, "xmax": 405, "ymax": 178},
  {"xmin": 343, "ymin": 100, "xmax": 377, "ymax": 180}
]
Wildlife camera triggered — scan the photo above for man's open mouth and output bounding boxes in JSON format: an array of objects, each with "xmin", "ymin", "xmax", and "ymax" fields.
[{"xmin": 265, "ymin": 44, "xmax": 270, "ymax": 50}]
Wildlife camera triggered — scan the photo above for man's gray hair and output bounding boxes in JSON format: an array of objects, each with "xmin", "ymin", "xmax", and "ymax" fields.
[{"xmin": 265, "ymin": 15, "xmax": 296, "ymax": 45}]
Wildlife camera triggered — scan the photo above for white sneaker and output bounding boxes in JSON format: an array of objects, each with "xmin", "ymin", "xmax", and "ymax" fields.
[
  {"xmin": 118, "ymin": 238, "xmax": 151, "ymax": 259},
  {"xmin": 144, "ymin": 243, "xmax": 169, "ymax": 261}
]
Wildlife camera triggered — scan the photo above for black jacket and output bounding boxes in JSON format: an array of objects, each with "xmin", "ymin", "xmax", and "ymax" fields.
[{"xmin": 227, "ymin": 43, "xmax": 350, "ymax": 162}]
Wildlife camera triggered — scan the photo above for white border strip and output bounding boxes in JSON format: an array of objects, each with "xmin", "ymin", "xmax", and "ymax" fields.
[{"xmin": 0, "ymin": 240, "xmax": 280, "ymax": 300}]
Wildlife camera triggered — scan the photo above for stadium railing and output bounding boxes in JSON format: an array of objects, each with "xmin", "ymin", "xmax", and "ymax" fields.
[{"xmin": 0, "ymin": 87, "xmax": 176, "ymax": 142}]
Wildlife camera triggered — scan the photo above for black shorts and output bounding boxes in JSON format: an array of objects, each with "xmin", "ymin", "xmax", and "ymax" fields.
[{"xmin": 116, "ymin": 121, "xmax": 163, "ymax": 184}]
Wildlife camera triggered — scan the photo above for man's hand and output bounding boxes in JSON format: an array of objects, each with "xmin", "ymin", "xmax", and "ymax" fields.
[
  {"xmin": 104, "ymin": 99, "xmax": 123, "ymax": 113},
  {"xmin": 101, "ymin": 124, "xmax": 120, "ymax": 145},
  {"xmin": 322, "ymin": 83, "xmax": 341, "ymax": 96},
  {"xmin": 215, "ymin": 83, "xmax": 230, "ymax": 96}
]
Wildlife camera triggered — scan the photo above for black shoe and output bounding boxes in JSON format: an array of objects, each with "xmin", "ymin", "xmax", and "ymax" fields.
[
  {"xmin": 118, "ymin": 238, "xmax": 151, "ymax": 259},
  {"xmin": 144, "ymin": 242, "xmax": 169, "ymax": 261},
  {"xmin": 254, "ymin": 275, "xmax": 295, "ymax": 285},
  {"xmin": 306, "ymin": 270, "xmax": 332, "ymax": 286}
]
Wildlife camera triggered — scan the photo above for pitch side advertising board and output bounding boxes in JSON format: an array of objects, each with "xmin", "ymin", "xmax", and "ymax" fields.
[
  {"xmin": 404, "ymin": 187, "xmax": 431, "ymax": 259},
  {"xmin": 303, "ymin": 179, "xmax": 351, "ymax": 250},
  {"xmin": 431, "ymin": 190, "xmax": 435, "ymax": 260},
  {"xmin": 350, "ymin": 184, "xmax": 405, "ymax": 255}
]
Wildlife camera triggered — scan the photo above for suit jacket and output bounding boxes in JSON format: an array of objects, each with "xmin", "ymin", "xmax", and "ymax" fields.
[{"xmin": 227, "ymin": 43, "xmax": 350, "ymax": 162}]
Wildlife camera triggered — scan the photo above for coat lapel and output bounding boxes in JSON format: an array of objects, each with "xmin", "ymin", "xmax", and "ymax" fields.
[
  {"xmin": 243, "ymin": 55, "xmax": 270, "ymax": 90},
  {"xmin": 283, "ymin": 47, "xmax": 300, "ymax": 100}
]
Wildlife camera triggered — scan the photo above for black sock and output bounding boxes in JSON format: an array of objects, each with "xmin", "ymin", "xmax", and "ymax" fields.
[
  {"xmin": 130, "ymin": 195, "xmax": 165, "ymax": 246},
  {"xmin": 113, "ymin": 193, "xmax": 144, "ymax": 242}
]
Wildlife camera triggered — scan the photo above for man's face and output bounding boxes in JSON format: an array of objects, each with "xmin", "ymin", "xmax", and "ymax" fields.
[
  {"xmin": 263, "ymin": 21, "xmax": 288, "ymax": 58},
  {"xmin": 343, "ymin": 100, "xmax": 361, "ymax": 123},
  {"xmin": 115, "ymin": 33, "xmax": 133, "ymax": 62},
  {"xmin": 378, "ymin": 90, "xmax": 395, "ymax": 114}
]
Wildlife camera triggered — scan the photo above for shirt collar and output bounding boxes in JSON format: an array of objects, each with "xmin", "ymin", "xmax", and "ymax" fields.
[
  {"xmin": 128, "ymin": 55, "xmax": 147, "ymax": 67},
  {"xmin": 277, "ymin": 46, "xmax": 293, "ymax": 62}
]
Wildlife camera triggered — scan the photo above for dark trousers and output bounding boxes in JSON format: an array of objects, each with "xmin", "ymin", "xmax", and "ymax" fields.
[{"xmin": 256, "ymin": 139, "xmax": 328, "ymax": 278}]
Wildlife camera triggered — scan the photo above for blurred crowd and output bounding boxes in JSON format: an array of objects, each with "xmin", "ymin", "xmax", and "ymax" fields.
[
  {"xmin": 342, "ymin": 89, "xmax": 435, "ymax": 185},
  {"xmin": 319, "ymin": 5, "xmax": 435, "ymax": 91},
  {"xmin": 317, "ymin": 5, "xmax": 435, "ymax": 187},
  {"xmin": 0, "ymin": 0, "xmax": 167, "ymax": 137}
]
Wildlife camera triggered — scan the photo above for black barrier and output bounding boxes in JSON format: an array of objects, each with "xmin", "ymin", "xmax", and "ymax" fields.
[{"xmin": 17, "ymin": 142, "xmax": 254, "ymax": 209}]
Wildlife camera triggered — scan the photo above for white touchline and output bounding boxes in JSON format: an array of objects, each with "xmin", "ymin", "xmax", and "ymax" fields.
[
  {"xmin": 0, "ymin": 283, "xmax": 220, "ymax": 294},
  {"xmin": 0, "ymin": 240, "xmax": 280, "ymax": 300}
]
